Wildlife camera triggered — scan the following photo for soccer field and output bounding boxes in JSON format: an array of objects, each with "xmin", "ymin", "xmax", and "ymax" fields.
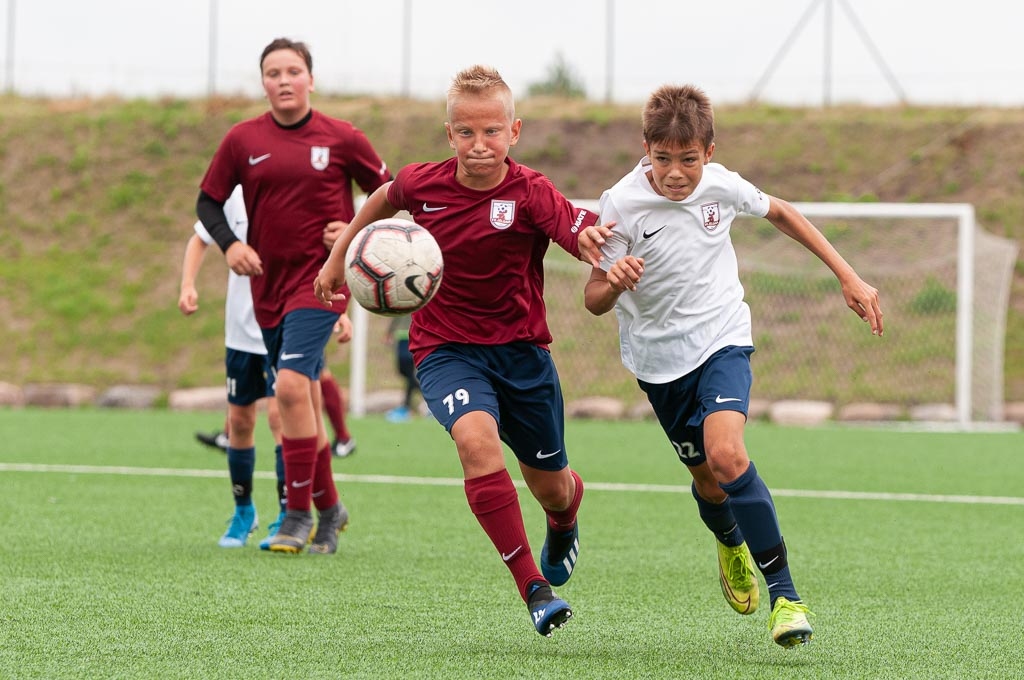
[{"xmin": 1, "ymin": 408, "xmax": 1022, "ymax": 679}]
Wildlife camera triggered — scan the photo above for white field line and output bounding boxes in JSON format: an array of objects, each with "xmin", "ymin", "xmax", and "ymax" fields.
[{"xmin": 2, "ymin": 462, "xmax": 1023, "ymax": 507}]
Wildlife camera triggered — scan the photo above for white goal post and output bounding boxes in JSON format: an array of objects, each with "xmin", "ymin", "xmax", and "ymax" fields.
[
  {"xmin": 796, "ymin": 202, "xmax": 978, "ymax": 426},
  {"xmin": 347, "ymin": 201, "xmax": 1018, "ymax": 429}
]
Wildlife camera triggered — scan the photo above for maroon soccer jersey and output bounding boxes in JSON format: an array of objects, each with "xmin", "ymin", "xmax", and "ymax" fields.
[
  {"xmin": 388, "ymin": 157, "xmax": 598, "ymax": 360},
  {"xmin": 201, "ymin": 110, "xmax": 389, "ymax": 328}
]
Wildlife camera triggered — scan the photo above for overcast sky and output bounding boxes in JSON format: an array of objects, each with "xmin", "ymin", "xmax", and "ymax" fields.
[{"xmin": 3, "ymin": 0, "xmax": 1022, "ymax": 106}]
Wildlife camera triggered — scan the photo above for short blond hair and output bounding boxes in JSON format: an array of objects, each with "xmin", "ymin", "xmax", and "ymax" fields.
[{"xmin": 446, "ymin": 65, "xmax": 515, "ymax": 121}]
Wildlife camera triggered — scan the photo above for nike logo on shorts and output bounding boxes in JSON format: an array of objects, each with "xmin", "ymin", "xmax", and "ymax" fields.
[
  {"xmin": 280, "ymin": 352, "xmax": 304, "ymax": 361},
  {"xmin": 535, "ymin": 449, "xmax": 562, "ymax": 460}
]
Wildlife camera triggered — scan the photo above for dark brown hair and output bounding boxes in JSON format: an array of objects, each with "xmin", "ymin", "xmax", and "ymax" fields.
[
  {"xmin": 260, "ymin": 38, "xmax": 313, "ymax": 74},
  {"xmin": 642, "ymin": 84, "xmax": 714, "ymax": 150}
]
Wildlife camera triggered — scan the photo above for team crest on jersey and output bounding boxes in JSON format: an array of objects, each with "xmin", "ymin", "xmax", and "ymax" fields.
[
  {"xmin": 310, "ymin": 146, "xmax": 330, "ymax": 171},
  {"xmin": 490, "ymin": 200, "xmax": 515, "ymax": 230},
  {"xmin": 701, "ymin": 202, "xmax": 721, "ymax": 231}
]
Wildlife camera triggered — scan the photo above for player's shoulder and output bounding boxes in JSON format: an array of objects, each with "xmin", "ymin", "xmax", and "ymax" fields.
[
  {"xmin": 506, "ymin": 157, "xmax": 549, "ymax": 183},
  {"xmin": 398, "ymin": 158, "xmax": 453, "ymax": 181},
  {"xmin": 698, "ymin": 162, "xmax": 751, "ymax": 194},
  {"xmin": 504, "ymin": 158, "xmax": 562, "ymax": 201},
  {"xmin": 601, "ymin": 159, "xmax": 650, "ymax": 210},
  {"xmin": 229, "ymin": 112, "xmax": 272, "ymax": 134},
  {"xmin": 310, "ymin": 109, "xmax": 360, "ymax": 135},
  {"xmin": 703, "ymin": 162, "xmax": 736, "ymax": 179}
]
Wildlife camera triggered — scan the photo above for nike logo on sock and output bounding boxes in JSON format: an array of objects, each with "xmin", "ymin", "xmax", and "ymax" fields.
[
  {"xmin": 758, "ymin": 556, "xmax": 779, "ymax": 569},
  {"xmin": 291, "ymin": 479, "xmax": 312, "ymax": 489},
  {"xmin": 501, "ymin": 546, "xmax": 523, "ymax": 562}
]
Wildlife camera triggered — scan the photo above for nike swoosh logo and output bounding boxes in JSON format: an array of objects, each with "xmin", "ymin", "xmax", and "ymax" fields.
[
  {"xmin": 248, "ymin": 153, "xmax": 271, "ymax": 165},
  {"xmin": 291, "ymin": 479, "xmax": 312, "ymax": 488},
  {"xmin": 758, "ymin": 556, "xmax": 779, "ymax": 569},
  {"xmin": 404, "ymin": 275, "xmax": 427, "ymax": 301},
  {"xmin": 280, "ymin": 352, "xmax": 304, "ymax": 361},
  {"xmin": 422, "ymin": 203, "xmax": 447, "ymax": 212},
  {"xmin": 715, "ymin": 395, "xmax": 742, "ymax": 403},
  {"xmin": 535, "ymin": 449, "xmax": 562, "ymax": 460},
  {"xmin": 642, "ymin": 225, "xmax": 667, "ymax": 239},
  {"xmin": 501, "ymin": 546, "xmax": 523, "ymax": 562}
]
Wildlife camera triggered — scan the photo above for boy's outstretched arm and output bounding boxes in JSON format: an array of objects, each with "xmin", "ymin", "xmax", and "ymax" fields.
[
  {"xmin": 765, "ymin": 196, "xmax": 884, "ymax": 336},
  {"xmin": 314, "ymin": 182, "xmax": 397, "ymax": 307},
  {"xmin": 578, "ymin": 223, "xmax": 617, "ymax": 267}
]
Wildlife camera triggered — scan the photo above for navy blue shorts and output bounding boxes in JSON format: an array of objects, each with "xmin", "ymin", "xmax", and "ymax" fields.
[
  {"xmin": 416, "ymin": 343, "xmax": 568, "ymax": 471},
  {"xmin": 638, "ymin": 345, "xmax": 754, "ymax": 467},
  {"xmin": 224, "ymin": 348, "xmax": 272, "ymax": 406},
  {"xmin": 261, "ymin": 308, "xmax": 339, "ymax": 392}
]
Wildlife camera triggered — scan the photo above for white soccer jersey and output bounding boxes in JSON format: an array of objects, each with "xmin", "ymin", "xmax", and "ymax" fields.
[
  {"xmin": 599, "ymin": 159, "xmax": 770, "ymax": 383},
  {"xmin": 192, "ymin": 185, "xmax": 266, "ymax": 355}
]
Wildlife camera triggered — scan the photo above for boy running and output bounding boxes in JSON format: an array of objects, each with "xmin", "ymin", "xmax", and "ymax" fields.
[{"xmin": 580, "ymin": 84, "xmax": 883, "ymax": 648}]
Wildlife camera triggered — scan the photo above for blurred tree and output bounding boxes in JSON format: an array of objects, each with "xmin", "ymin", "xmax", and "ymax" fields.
[{"xmin": 528, "ymin": 53, "xmax": 586, "ymax": 99}]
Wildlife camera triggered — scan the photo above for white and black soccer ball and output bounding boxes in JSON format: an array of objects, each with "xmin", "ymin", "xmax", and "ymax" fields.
[{"xmin": 345, "ymin": 218, "xmax": 444, "ymax": 316}]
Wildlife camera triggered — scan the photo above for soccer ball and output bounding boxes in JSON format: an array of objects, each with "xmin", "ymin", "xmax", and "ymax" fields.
[{"xmin": 345, "ymin": 218, "xmax": 444, "ymax": 316}]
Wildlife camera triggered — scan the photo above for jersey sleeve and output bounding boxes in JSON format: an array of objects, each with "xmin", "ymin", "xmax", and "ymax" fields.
[
  {"xmin": 192, "ymin": 220, "xmax": 214, "ymax": 244},
  {"xmin": 734, "ymin": 171, "xmax": 770, "ymax": 218},
  {"xmin": 199, "ymin": 127, "xmax": 243, "ymax": 203},
  {"xmin": 344, "ymin": 126, "xmax": 391, "ymax": 195},
  {"xmin": 597, "ymin": 192, "xmax": 630, "ymax": 272},
  {"xmin": 386, "ymin": 163, "xmax": 418, "ymax": 212},
  {"xmin": 529, "ymin": 174, "xmax": 598, "ymax": 259}
]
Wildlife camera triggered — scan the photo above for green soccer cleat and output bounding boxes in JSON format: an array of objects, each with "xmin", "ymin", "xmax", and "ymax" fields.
[
  {"xmin": 717, "ymin": 540, "xmax": 759, "ymax": 615},
  {"xmin": 769, "ymin": 597, "xmax": 814, "ymax": 648}
]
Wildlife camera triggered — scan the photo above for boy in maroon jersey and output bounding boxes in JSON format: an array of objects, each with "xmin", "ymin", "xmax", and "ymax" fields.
[
  {"xmin": 197, "ymin": 37, "xmax": 391, "ymax": 554},
  {"xmin": 314, "ymin": 65, "xmax": 605, "ymax": 636}
]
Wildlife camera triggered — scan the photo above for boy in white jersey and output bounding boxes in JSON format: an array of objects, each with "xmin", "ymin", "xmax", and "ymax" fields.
[
  {"xmin": 178, "ymin": 185, "xmax": 284, "ymax": 548},
  {"xmin": 580, "ymin": 84, "xmax": 883, "ymax": 648}
]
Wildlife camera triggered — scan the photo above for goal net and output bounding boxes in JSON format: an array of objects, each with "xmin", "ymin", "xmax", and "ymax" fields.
[{"xmin": 346, "ymin": 202, "xmax": 1018, "ymax": 428}]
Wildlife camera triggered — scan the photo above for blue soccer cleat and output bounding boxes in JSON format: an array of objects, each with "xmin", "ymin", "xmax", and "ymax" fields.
[
  {"xmin": 258, "ymin": 510, "xmax": 287, "ymax": 551},
  {"xmin": 527, "ymin": 581, "xmax": 573, "ymax": 637},
  {"xmin": 540, "ymin": 522, "xmax": 579, "ymax": 586},
  {"xmin": 218, "ymin": 505, "xmax": 258, "ymax": 548}
]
